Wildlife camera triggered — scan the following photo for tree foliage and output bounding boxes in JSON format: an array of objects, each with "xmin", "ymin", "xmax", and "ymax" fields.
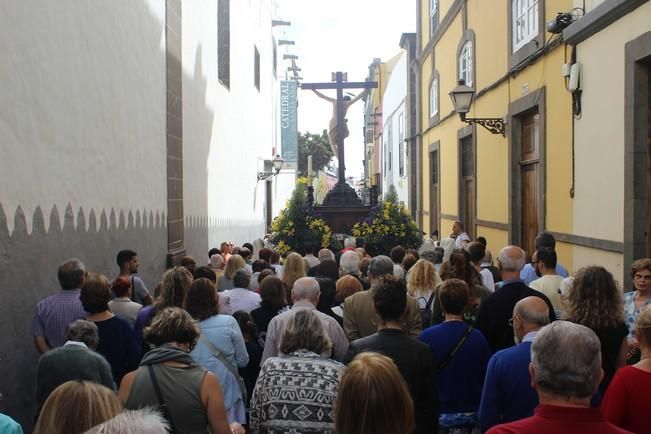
[{"xmin": 297, "ymin": 130, "xmax": 334, "ymax": 177}]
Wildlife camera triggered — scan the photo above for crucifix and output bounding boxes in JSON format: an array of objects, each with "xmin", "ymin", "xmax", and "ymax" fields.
[{"xmin": 301, "ymin": 72, "xmax": 378, "ymax": 185}]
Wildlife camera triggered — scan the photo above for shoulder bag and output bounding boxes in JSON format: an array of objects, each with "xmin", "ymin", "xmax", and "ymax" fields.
[
  {"xmin": 147, "ymin": 365, "xmax": 177, "ymax": 433},
  {"xmin": 433, "ymin": 325, "xmax": 473, "ymax": 375},
  {"xmin": 199, "ymin": 334, "xmax": 248, "ymax": 404}
]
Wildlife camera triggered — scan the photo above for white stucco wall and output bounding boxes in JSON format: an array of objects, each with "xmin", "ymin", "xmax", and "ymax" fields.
[
  {"xmin": 381, "ymin": 51, "xmax": 408, "ymax": 204},
  {"xmin": 0, "ymin": 0, "xmax": 168, "ymax": 232},
  {"xmin": 182, "ymin": 0, "xmax": 292, "ymax": 246},
  {"xmin": 571, "ymin": 2, "xmax": 651, "ymax": 281}
]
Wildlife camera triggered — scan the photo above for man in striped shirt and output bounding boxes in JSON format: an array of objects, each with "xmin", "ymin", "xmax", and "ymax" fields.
[{"xmin": 31, "ymin": 259, "xmax": 87, "ymax": 353}]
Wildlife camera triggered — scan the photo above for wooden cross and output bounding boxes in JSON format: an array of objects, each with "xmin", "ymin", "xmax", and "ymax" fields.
[{"xmin": 301, "ymin": 72, "xmax": 378, "ymax": 184}]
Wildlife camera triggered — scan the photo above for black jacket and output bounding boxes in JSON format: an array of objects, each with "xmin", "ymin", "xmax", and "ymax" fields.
[
  {"xmin": 475, "ymin": 280, "xmax": 556, "ymax": 352},
  {"xmin": 344, "ymin": 328, "xmax": 438, "ymax": 434}
]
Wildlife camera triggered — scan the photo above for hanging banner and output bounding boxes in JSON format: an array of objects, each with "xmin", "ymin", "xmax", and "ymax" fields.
[{"xmin": 280, "ymin": 80, "xmax": 298, "ymax": 162}]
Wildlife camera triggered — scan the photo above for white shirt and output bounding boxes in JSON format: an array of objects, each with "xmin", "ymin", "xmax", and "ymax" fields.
[
  {"xmin": 479, "ymin": 268, "xmax": 495, "ymax": 291},
  {"xmin": 530, "ymin": 274, "xmax": 564, "ymax": 313},
  {"xmin": 221, "ymin": 287, "xmax": 262, "ymax": 314},
  {"xmin": 455, "ymin": 232, "xmax": 471, "ymax": 248}
]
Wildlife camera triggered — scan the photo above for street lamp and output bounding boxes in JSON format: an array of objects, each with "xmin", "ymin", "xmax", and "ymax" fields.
[
  {"xmin": 449, "ymin": 80, "xmax": 505, "ymax": 136},
  {"xmin": 257, "ymin": 155, "xmax": 284, "ymax": 181}
]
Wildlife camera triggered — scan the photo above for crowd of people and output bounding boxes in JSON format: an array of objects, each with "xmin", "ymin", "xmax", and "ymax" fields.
[{"xmin": 2, "ymin": 225, "xmax": 648, "ymax": 433}]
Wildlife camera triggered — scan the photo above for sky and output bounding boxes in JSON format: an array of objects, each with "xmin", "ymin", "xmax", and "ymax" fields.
[{"xmin": 275, "ymin": 0, "xmax": 416, "ymax": 179}]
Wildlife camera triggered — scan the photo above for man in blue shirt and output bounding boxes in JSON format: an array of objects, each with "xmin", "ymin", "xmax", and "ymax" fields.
[
  {"xmin": 478, "ymin": 296, "xmax": 550, "ymax": 432},
  {"xmin": 519, "ymin": 232, "xmax": 569, "ymax": 285}
]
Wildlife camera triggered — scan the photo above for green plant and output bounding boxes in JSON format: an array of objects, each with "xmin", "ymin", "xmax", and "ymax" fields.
[
  {"xmin": 352, "ymin": 185, "xmax": 422, "ymax": 255},
  {"xmin": 268, "ymin": 178, "xmax": 332, "ymax": 255}
]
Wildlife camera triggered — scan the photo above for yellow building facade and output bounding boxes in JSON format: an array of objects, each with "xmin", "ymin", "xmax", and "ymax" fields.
[{"xmin": 416, "ymin": 0, "xmax": 575, "ymax": 266}]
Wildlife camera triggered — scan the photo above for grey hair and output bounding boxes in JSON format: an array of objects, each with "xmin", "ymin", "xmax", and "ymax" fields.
[
  {"xmin": 67, "ymin": 320, "xmax": 99, "ymax": 349},
  {"xmin": 514, "ymin": 298, "xmax": 550, "ymax": 327},
  {"xmin": 344, "ymin": 237, "xmax": 356, "ymax": 249},
  {"xmin": 57, "ymin": 258, "xmax": 86, "ymax": 289},
  {"xmin": 531, "ymin": 321, "xmax": 602, "ymax": 399},
  {"xmin": 368, "ymin": 255, "xmax": 394, "ymax": 279},
  {"xmin": 498, "ymin": 246, "xmax": 526, "ymax": 272},
  {"xmin": 420, "ymin": 250, "xmax": 439, "ymax": 265},
  {"xmin": 233, "ymin": 269, "xmax": 251, "ymax": 288},
  {"xmin": 340, "ymin": 251, "xmax": 361, "ymax": 275},
  {"xmin": 279, "ymin": 309, "xmax": 331, "ymax": 355},
  {"xmin": 83, "ymin": 408, "xmax": 169, "ymax": 434},
  {"xmin": 292, "ymin": 277, "xmax": 320, "ymax": 301},
  {"xmin": 318, "ymin": 249, "xmax": 335, "ymax": 262}
]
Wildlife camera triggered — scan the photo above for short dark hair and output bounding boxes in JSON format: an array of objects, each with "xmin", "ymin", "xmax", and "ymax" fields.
[
  {"xmin": 184, "ymin": 278, "xmax": 219, "ymax": 321},
  {"xmin": 252, "ymin": 259, "xmax": 273, "ymax": 273},
  {"xmin": 239, "ymin": 248, "xmax": 252, "ymax": 260},
  {"xmin": 258, "ymin": 248, "xmax": 273, "ymax": 262},
  {"xmin": 467, "ymin": 241, "xmax": 486, "ymax": 264},
  {"xmin": 476, "ymin": 236, "xmax": 487, "ymax": 247},
  {"xmin": 193, "ymin": 266, "xmax": 217, "ymax": 283},
  {"xmin": 316, "ymin": 259, "xmax": 339, "ymax": 281},
  {"xmin": 374, "ymin": 276, "xmax": 407, "ymax": 322},
  {"xmin": 270, "ymin": 250, "xmax": 280, "ymax": 264},
  {"xmin": 116, "ymin": 250, "xmax": 137, "ymax": 268},
  {"xmin": 232, "ymin": 310, "xmax": 257, "ymax": 341},
  {"xmin": 390, "ymin": 246, "xmax": 406, "ymax": 264},
  {"xmin": 402, "ymin": 254, "xmax": 418, "ymax": 274},
  {"xmin": 80, "ymin": 273, "xmax": 111, "ymax": 314},
  {"xmin": 258, "ymin": 268, "xmax": 276, "ymax": 285},
  {"xmin": 535, "ymin": 232, "xmax": 556, "ymax": 250},
  {"xmin": 243, "ymin": 243, "xmax": 254, "ymax": 252},
  {"xmin": 57, "ymin": 259, "xmax": 86, "ymax": 289},
  {"xmin": 260, "ymin": 276, "xmax": 287, "ymax": 309},
  {"xmin": 356, "ymin": 237, "xmax": 366, "ymax": 248},
  {"xmin": 111, "ymin": 276, "xmax": 131, "ymax": 298},
  {"xmin": 536, "ymin": 247, "xmax": 557, "ymax": 270},
  {"xmin": 233, "ymin": 269, "xmax": 251, "ymax": 288},
  {"xmin": 144, "ymin": 307, "xmax": 199, "ymax": 347},
  {"xmin": 439, "ymin": 278, "xmax": 469, "ymax": 316},
  {"xmin": 208, "ymin": 248, "xmax": 221, "ymax": 259}
]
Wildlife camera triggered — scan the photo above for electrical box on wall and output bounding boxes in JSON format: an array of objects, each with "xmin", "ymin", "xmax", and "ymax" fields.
[{"xmin": 568, "ymin": 63, "xmax": 581, "ymax": 91}]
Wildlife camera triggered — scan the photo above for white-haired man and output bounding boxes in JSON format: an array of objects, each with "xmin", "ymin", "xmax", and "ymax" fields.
[
  {"xmin": 475, "ymin": 246, "xmax": 556, "ymax": 352},
  {"xmin": 261, "ymin": 277, "xmax": 348, "ymax": 363},
  {"xmin": 488, "ymin": 321, "xmax": 631, "ymax": 433}
]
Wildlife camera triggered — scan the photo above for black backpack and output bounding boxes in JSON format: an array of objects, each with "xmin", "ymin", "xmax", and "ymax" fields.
[{"xmin": 419, "ymin": 292, "xmax": 436, "ymax": 329}]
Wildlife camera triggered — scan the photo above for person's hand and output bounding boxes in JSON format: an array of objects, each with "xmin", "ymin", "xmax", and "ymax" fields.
[{"xmin": 230, "ymin": 422, "xmax": 245, "ymax": 434}]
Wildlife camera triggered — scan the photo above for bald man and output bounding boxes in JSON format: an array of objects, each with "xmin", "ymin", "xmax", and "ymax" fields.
[
  {"xmin": 479, "ymin": 297, "xmax": 550, "ymax": 432},
  {"xmin": 475, "ymin": 246, "xmax": 556, "ymax": 352},
  {"xmin": 261, "ymin": 277, "xmax": 349, "ymax": 363}
]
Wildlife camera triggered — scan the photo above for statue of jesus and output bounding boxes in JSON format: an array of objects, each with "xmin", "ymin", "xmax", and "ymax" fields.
[{"xmin": 311, "ymin": 89, "xmax": 368, "ymax": 156}]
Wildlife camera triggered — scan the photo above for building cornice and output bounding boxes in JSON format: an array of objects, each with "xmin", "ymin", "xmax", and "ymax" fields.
[{"xmin": 563, "ymin": 0, "xmax": 648, "ymax": 45}]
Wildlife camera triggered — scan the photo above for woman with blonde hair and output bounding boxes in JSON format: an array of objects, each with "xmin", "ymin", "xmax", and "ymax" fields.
[
  {"xmin": 281, "ymin": 252, "xmax": 307, "ymax": 293},
  {"xmin": 135, "ymin": 266, "xmax": 193, "ymax": 351},
  {"xmin": 33, "ymin": 380, "xmax": 122, "ymax": 434},
  {"xmin": 218, "ymin": 254, "xmax": 246, "ymax": 291},
  {"xmin": 407, "ymin": 259, "xmax": 442, "ymax": 310},
  {"xmin": 602, "ymin": 305, "xmax": 651, "ymax": 433},
  {"xmin": 566, "ymin": 266, "xmax": 628, "ymax": 393},
  {"xmin": 336, "ymin": 352, "xmax": 415, "ymax": 434}
]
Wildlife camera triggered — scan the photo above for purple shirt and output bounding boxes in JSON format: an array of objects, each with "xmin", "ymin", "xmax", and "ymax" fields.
[{"xmin": 31, "ymin": 289, "xmax": 87, "ymax": 348}]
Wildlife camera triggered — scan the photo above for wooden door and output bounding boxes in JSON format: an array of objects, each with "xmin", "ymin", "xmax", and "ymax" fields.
[
  {"xmin": 460, "ymin": 136, "xmax": 475, "ymax": 239},
  {"xmin": 520, "ymin": 110, "xmax": 540, "ymax": 257},
  {"xmin": 430, "ymin": 150, "xmax": 440, "ymax": 234}
]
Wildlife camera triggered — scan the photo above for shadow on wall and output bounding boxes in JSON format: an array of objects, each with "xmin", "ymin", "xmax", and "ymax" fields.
[{"xmin": 0, "ymin": 203, "xmax": 167, "ymax": 429}]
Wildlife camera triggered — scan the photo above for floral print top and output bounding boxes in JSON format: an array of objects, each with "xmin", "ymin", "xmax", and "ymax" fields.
[{"xmin": 624, "ymin": 291, "xmax": 651, "ymax": 338}]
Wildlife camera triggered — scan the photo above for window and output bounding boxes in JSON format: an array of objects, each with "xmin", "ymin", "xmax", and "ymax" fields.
[
  {"xmin": 459, "ymin": 41, "xmax": 473, "ymax": 87},
  {"xmin": 512, "ymin": 0, "xmax": 538, "ymax": 52},
  {"xmin": 430, "ymin": 0, "xmax": 438, "ymax": 36},
  {"xmin": 217, "ymin": 0, "xmax": 230, "ymax": 88},
  {"xmin": 254, "ymin": 46, "xmax": 260, "ymax": 91},
  {"xmin": 387, "ymin": 124, "xmax": 392, "ymax": 172},
  {"xmin": 398, "ymin": 113, "xmax": 405, "ymax": 177},
  {"xmin": 429, "ymin": 78, "xmax": 438, "ymax": 118}
]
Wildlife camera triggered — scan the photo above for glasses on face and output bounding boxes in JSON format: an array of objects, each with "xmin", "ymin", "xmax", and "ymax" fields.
[
  {"xmin": 634, "ymin": 274, "xmax": 651, "ymax": 281},
  {"xmin": 508, "ymin": 317, "xmax": 515, "ymax": 326}
]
